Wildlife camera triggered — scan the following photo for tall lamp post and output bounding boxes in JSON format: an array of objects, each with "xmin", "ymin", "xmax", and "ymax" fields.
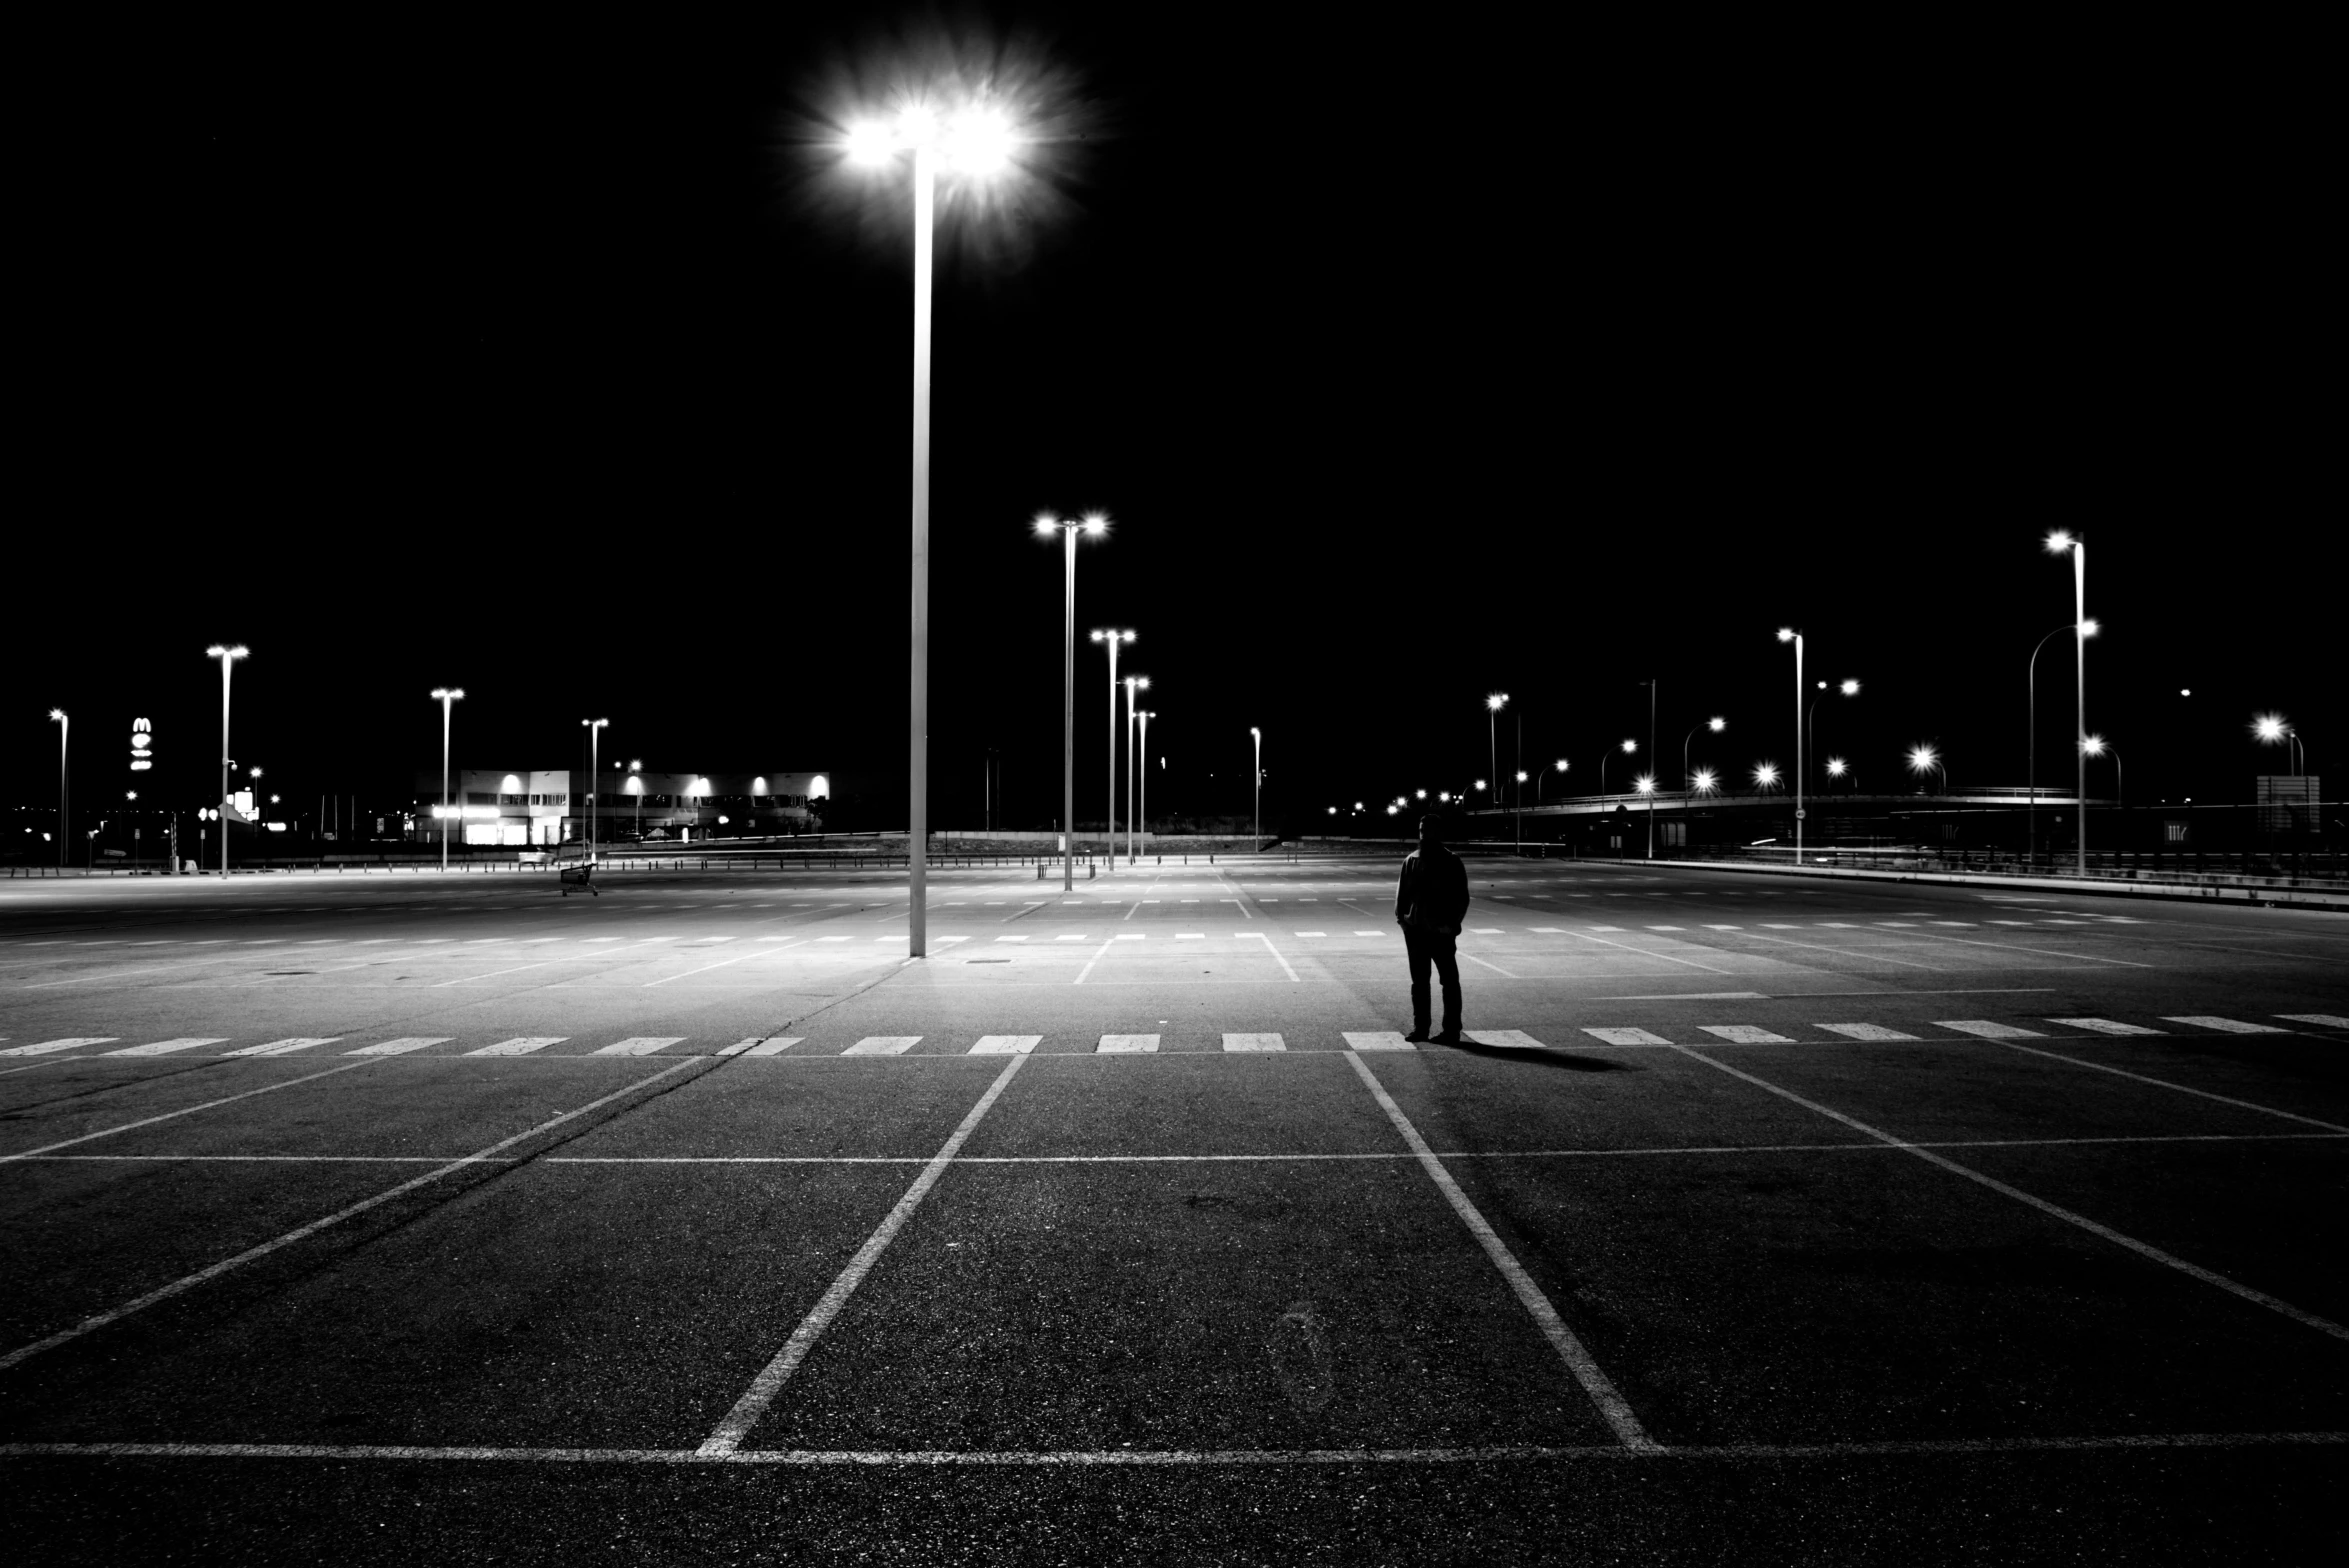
[
  {"xmin": 1599, "ymin": 739, "xmax": 1636, "ymax": 796},
  {"xmin": 1536, "ymin": 759, "xmax": 1570, "ymax": 803},
  {"xmin": 1038, "ymin": 513, "xmax": 1108, "ymax": 891},
  {"xmin": 206, "ymin": 644, "xmax": 248, "ymax": 876},
  {"xmin": 2027, "ymin": 619, "xmax": 2096, "ymax": 867},
  {"xmin": 1122, "ymin": 673, "xmax": 1150, "ymax": 865},
  {"xmin": 1090, "ymin": 628, "xmax": 1136, "ymax": 873},
  {"xmin": 2083, "ymin": 736, "xmax": 2122, "ymax": 803},
  {"xmin": 1775, "ymin": 630, "xmax": 1804, "ymax": 865},
  {"xmin": 1485, "ymin": 694, "xmax": 1507, "ymax": 824},
  {"xmin": 2253, "ymin": 715, "xmax": 2305, "ymax": 775},
  {"xmin": 2045, "ymin": 531, "xmax": 2089, "ymax": 873},
  {"xmin": 431, "ymin": 687, "xmax": 464, "ymax": 873},
  {"xmin": 1137, "ymin": 709, "xmax": 1155, "ymax": 860},
  {"xmin": 1683, "ymin": 716, "xmax": 1725, "ymax": 792},
  {"xmin": 48, "ymin": 709, "xmax": 68, "ymax": 870},
  {"xmin": 1250, "ymin": 726, "xmax": 1263, "ymax": 846},
  {"xmin": 626, "ymin": 762, "xmax": 644, "ymax": 845},
  {"xmin": 581, "ymin": 718, "xmax": 608, "ymax": 863},
  {"xmin": 845, "ymin": 97, "xmax": 1025, "ymax": 959}
]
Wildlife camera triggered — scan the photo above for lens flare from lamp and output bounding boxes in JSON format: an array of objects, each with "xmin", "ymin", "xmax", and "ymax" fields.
[
  {"xmin": 1839, "ymin": 680, "xmax": 1859, "ymax": 696},
  {"xmin": 1634, "ymin": 775, "xmax": 1656, "ymax": 795},
  {"xmin": 2253, "ymin": 715, "xmax": 2287, "ymax": 743},
  {"xmin": 1752, "ymin": 763, "xmax": 1780, "ymax": 788},
  {"xmin": 1692, "ymin": 768, "xmax": 1718, "ymax": 795},
  {"xmin": 2045, "ymin": 530, "xmax": 2075, "ymax": 553}
]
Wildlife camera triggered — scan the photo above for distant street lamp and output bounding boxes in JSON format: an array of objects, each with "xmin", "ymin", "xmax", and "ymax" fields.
[
  {"xmin": 2028, "ymin": 617, "xmax": 2097, "ymax": 867},
  {"xmin": 1906, "ymin": 743, "xmax": 1946, "ymax": 794},
  {"xmin": 1776, "ymin": 630, "xmax": 1805, "ymax": 865},
  {"xmin": 1251, "ymin": 726, "xmax": 1263, "ymax": 847},
  {"xmin": 1634, "ymin": 773, "xmax": 1657, "ymax": 857},
  {"xmin": 1826, "ymin": 757, "xmax": 1853, "ymax": 792},
  {"xmin": 2252, "ymin": 714, "xmax": 2306, "ymax": 775},
  {"xmin": 47, "ymin": 709, "xmax": 67, "ymax": 871},
  {"xmin": 1599, "ymin": 738, "xmax": 1637, "ymax": 796},
  {"xmin": 1485, "ymin": 694, "xmax": 1507, "ymax": 818},
  {"xmin": 205, "ymin": 644, "xmax": 248, "ymax": 876},
  {"xmin": 1091, "ymin": 628, "xmax": 1136, "ymax": 871},
  {"xmin": 1808, "ymin": 681, "xmax": 1858, "ymax": 793},
  {"xmin": 1535, "ymin": 759, "xmax": 1570, "ymax": 803},
  {"xmin": 2083, "ymin": 735, "xmax": 2122, "ymax": 803},
  {"xmin": 431, "ymin": 687, "xmax": 464, "ymax": 872},
  {"xmin": 1691, "ymin": 767, "xmax": 1721, "ymax": 797},
  {"xmin": 2046, "ymin": 531, "xmax": 2090, "ymax": 873},
  {"xmin": 581, "ymin": 718, "xmax": 608, "ymax": 862},
  {"xmin": 1122, "ymin": 674, "xmax": 1150, "ymax": 865},
  {"xmin": 1752, "ymin": 762, "xmax": 1782, "ymax": 792},
  {"xmin": 843, "ymin": 93, "xmax": 1029, "ymax": 958},
  {"xmin": 1682, "ymin": 716, "xmax": 1725, "ymax": 792},
  {"xmin": 1039, "ymin": 513, "xmax": 1109, "ymax": 890},
  {"xmin": 626, "ymin": 761, "xmax": 645, "ymax": 843},
  {"xmin": 1137, "ymin": 709, "xmax": 1155, "ymax": 858}
]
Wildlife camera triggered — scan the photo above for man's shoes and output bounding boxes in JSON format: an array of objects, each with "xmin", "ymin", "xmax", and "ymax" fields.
[
  {"xmin": 1404, "ymin": 1029, "xmax": 1430, "ymax": 1044},
  {"xmin": 1431, "ymin": 1030, "xmax": 1463, "ymax": 1046}
]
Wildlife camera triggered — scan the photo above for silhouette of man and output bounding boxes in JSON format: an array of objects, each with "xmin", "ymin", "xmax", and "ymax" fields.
[{"xmin": 1394, "ymin": 814, "xmax": 1470, "ymax": 1043}]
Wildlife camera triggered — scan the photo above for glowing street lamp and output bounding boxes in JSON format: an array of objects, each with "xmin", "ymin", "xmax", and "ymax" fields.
[
  {"xmin": 1251, "ymin": 726, "xmax": 1263, "ymax": 847},
  {"xmin": 2253, "ymin": 714, "xmax": 2306, "ymax": 774},
  {"xmin": 1752, "ymin": 762, "xmax": 1782, "ymax": 792},
  {"xmin": 581, "ymin": 718, "xmax": 608, "ymax": 862},
  {"xmin": 1535, "ymin": 759, "xmax": 1571, "ymax": 804},
  {"xmin": 1808, "ymin": 681, "xmax": 1858, "ymax": 795},
  {"xmin": 205, "ymin": 644, "xmax": 248, "ymax": 876},
  {"xmin": 1038, "ymin": 512, "xmax": 1109, "ymax": 890},
  {"xmin": 1485, "ymin": 695, "xmax": 1508, "ymax": 807},
  {"xmin": 1906, "ymin": 743, "xmax": 1946, "ymax": 794},
  {"xmin": 2083, "ymin": 735, "xmax": 2122, "ymax": 803},
  {"xmin": 1091, "ymin": 628, "xmax": 1136, "ymax": 871},
  {"xmin": 1137, "ymin": 709, "xmax": 1155, "ymax": 858},
  {"xmin": 842, "ymin": 92, "xmax": 1030, "ymax": 956},
  {"xmin": 1691, "ymin": 767, "xmax": 1720, "ymax": 796},
  {"xmin": 1682, "ymin": 716, "xmax": 1725, "ymax": 793},
  {"xmin": 47, "ymin": 708, "xmax": 67, "ymax": 871},
  {"xmin": 431, "ymin": 687, "xmax": 464, "ymax": 872},
  {"xmin": 2045, "ymin": 531, "xmax": 2089, "ymax": 872},
  {"xmin": 1826, "ymin": 757, "xmax": 1852, "ymax": 791},
  {"xmin": 1599, "ymin": 739, "xmax": 1637, "ymax": 796},
  {"xmin": 1123, "ymin": 674, "xmax": 1151, "ymax": 865},
  {"xmin": 625, "ymin": 761, "xmax": 645, "ymax": 842},
  {"xmin": 2028, "ymin": 617, "xmax": 2097, "ymax": 867},
  {"xmin": 1776, "ymin": 629, "xmax": 1805, "ymax": 864}
]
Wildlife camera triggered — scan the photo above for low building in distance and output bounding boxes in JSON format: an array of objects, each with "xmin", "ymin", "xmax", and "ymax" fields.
[{"xmin": 410, "ymin": 770, "xmax": 829, "ymax": 845}]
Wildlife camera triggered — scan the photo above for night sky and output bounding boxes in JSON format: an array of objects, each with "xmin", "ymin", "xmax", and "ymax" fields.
[{"xmin": 12, "ymin": 9, "xmax": 2331, "ymax": 836}]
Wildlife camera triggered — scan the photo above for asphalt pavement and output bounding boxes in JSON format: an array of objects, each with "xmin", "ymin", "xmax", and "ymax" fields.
[{"xmin": 3, "ymin": 855, "xmax": 2344, "ymax": 1564}]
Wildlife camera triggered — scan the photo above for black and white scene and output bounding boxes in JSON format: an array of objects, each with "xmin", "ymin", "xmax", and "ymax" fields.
[{"xmin": 4, "ymin": 7, "xmax": 2341, "ymax": 1563}]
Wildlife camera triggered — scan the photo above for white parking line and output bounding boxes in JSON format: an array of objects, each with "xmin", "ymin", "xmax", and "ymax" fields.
[
  {"xmin": 1700, "ymin": 1025, "xmax": 1794, "ymax": 1044},
  {"xmin": 0, "ymin": 1057, "xmax": 703, "ymax": 1373},
  {"xmin": 1098, "ymin": 1034, "xmax": 1159, "ymax": 1053},
  {"xmin": 1342, "ymin": 1032, "xmax": 1413, "ymax": 1052},
  {"xmin": 969, "ymin": 1035, "xmax": 1040, "ymax": 1055},
  {"xmin": 2164, "ymin": 1016, "xmax": 2287, "ymax": 1034},
  {"xmin": 1934, "ymin": 1021, "xmax": 2045, "ymax": 1040},
  {"xmin": 1663, "ymin": 1043, "xmax": 2349, "ymax": 1344},
  {"xmin": 1816, "ymin": 1024, "xmax": 1919, "ymax": 1042},
  {"xmin": 2051, "ymin": 1018, "xmax": 2164, "ymax": 1036},
  {"xmin": 0, "ymin": 1038, "xmax": 118, "ymax": 1057},
  {"xmin": 470, "ymin": 1038, "xmax": 566, "ymax": 1057},
  {"xmin": 698, "ymin": 1055, "xmax": 1027, "ymax": 1456},
  {"xmin": 1583, "ymin": 1028, "xmax": 1671, "ymax": 1046},
  {"xmin": 1222, "ymin": 1034, "xmax": 1285, "ymax": 1052},
  {"xmin": 843, "ymin": 1037, "xmax": 921, "ymax": 1056},
  {"xmin": 347, "ymin": 1037, "xmax": 452, "ymax": 1056},
  {"xmin": 102, "ymin": 1039, "xmax": 229, "ymax": 1057},
  {"xmin": 1342, "ymin": 1051, "xmax": 1656, "ymax": 1451}
]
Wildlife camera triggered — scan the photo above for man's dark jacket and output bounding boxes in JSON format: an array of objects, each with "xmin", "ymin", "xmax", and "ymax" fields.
[{"xmin": 1394, "ymin": 845, "xmax": 1471, "ymax": 936}]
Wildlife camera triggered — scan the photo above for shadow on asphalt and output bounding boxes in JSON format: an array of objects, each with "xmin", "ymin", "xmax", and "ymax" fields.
[{"xmin": 1437, "ymin": 1039, "xmax": 1634, "ymax": 1072}]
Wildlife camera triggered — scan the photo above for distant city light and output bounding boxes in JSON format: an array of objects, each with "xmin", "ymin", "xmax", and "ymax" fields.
[
  {"xmin": 1826, "ymin": 758, "xmax": 1848, "ymax": 778},
  {"xmin": 1752, "ymin": 763, "xmax": 1780, "ymax": 788}
]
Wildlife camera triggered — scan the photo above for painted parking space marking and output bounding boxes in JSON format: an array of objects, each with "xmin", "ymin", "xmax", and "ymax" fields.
[
  {"xmin": 2052, "ymin": 1018, "xmax": 2165, "ymax": 1036},
  {"xmin": 1934, "ymin": 1020, "xmax": 2045, "ymax": 1040},
  {"xmin": 103, "ymin": 1039, "xmax": 229, "ymax": 1057},
  {"xmin": 1700, "ymin": 1025, "xmax": 1795, "ymax": 1044},
  {"xmin": 224, "ymin": 1038, "xmax": 338, "ymax": 1057},
  {"xmin": 470, "ymin": 1038, "xmax": 567, "ymax": 1057},
  {"xmin": 1817, "ymin": 1024, "xmax": 1919, "ymax": 1042},
  {"xmin": 1343, "ymin": 1032, "xmax": 1413, "ymax": 1052},
  {"xmin": 1467, "ymin": 1030, "xmax": 1546, "ymax": 1050},
  {"xmin": 347, "ymin": 1037, "xmax": 453, "ymax": 1056},
  {"xmin": 735, "ymin": 1039, "xmax": 805, "ymax": 1057},
  {"xmin": 2279, "ymin": 1014, "xmax": 2349, "ymax": 1028},
  {"xmin": 1342, "ymin": 1052, "xmax": 1657, "ymax": 1451},
  {"xmin": 0, "ymin": 1038, "xmax": 117, "ymax": 1057},
  {"xmin": 2164, "ymin": 1016, "xmax": 2288, "ymax": 1034},
  {"xmin": 969, "ymin": 1035, "xmax": 1040, "ymax": 1055},
  {"xmin": 843, "ymin": 1037, "xmax": 921, "ymax": 1056},
  {"xmin": 1222, "ymin": 1033, "xmax": 1285, "ymax": 1052},
  {"xmin": 1583, "ymin": 1028, "xmax": 1671, "ymax": 1046},
  {"xmin": 1097, "ymin": 1034, "xmax": 1159, "ymax": 1054}
]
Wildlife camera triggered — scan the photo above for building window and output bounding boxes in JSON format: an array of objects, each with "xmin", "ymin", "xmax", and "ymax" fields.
[{"xmin": 2165, "ymin": 821, "xmax": 2191, "ymax": 844}]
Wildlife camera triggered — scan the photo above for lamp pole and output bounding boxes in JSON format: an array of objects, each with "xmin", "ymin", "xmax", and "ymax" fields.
[
  {"xmin": 1777, "ymin": 630, "xmax": 1804, "ymax": 864},
  {"xmin": 1683, "ymin": 717, "xmax": 1726, "ymax": 791},
  {"xmin": 1638, "ymin": 679, "xmax": 1658, "ymax": 860},
  {"xmin": 1251, "ymin": 726, "xmax": 1262, "ymax": 846},
  {"xmin": 2044, "ymin": 532, "xmax": 2090, "ymax": 873},
  {"xmin": 48, "ymin": 709, "xmax": 68, "ymax": 870},
  {"xmin": 581, "ymin": 719, "xmax": 608, "ymax": 863},
  {"xmin": 2085, "ymin": 738, "xmax": 2122, "ymax": 804},
  {"xmin": 2025, "ymin": 622, "xmax": 2087, "ymax": 868},
  {"xmin": 1137, "ymin": 710, "xmax": 1154, "ymax": 861},
  {"xmin": 206, "ymin": 645, "xmax": 247, "ymax": 876},
  {"xmin": 1090, "ymin": 628, "xmax": 1135, "ymax": 874},
  {"xmin": 1038, "ymin": 516, "xmax": 1108, "ymax": 889},
  {"xmin": 1484, "ymin": 694, "xmax": 1506, "ymax": 833},
  {"xmin": 1123, "ymin": 674, "xmax": 1150, "ymax": 865},
  {"xmin": 431, "ymin": 687, "xmax": 463, "ymax": 873}
]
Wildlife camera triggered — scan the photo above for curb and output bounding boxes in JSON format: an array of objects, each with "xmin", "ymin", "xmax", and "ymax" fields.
[{"xmin": 1644, "ymin": 859, "xmax": 2349, "ymax": 911}]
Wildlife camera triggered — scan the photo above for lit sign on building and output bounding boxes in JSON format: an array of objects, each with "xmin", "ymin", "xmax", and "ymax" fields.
[{"xmin": 130, "ymin": 717, "xmax": 154, "ymax": 773}]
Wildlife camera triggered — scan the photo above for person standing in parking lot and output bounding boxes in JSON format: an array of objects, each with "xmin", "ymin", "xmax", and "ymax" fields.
[{"xmin": 1394, "ymin": 815, "xmax": 1471, "ymax": 1043}]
